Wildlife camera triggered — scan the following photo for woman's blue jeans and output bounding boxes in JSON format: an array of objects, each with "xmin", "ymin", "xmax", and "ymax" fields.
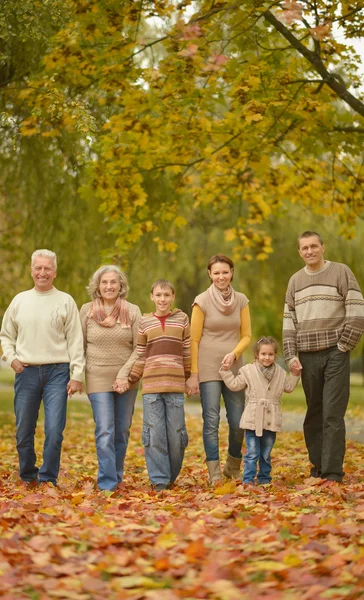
[
  {"xmin": 142, "ymin": 393, "xmax": 188, "ymax": 487},
  {"xmin": 14, "ymin": 364, "xmax": 69, "ymax": 484},
  {"xmin": 244, "ymin": 429, "xmax": 276, "ymax": 484},
  {"xmin": 89, "ymin": 389, "xmax": 137, "ymax": 490},
  {"xmin": 199, "ymin": 380, "xmax": 245, "ymax": 462}
]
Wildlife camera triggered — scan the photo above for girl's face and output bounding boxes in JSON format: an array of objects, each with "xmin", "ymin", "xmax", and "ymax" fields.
[{"xmin": 257, "ymin": 344, "xmax": 276, "ymax": 367}]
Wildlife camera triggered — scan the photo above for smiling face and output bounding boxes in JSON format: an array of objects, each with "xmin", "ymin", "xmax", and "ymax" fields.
[
  {"xmin": 208, "ymin": 261, "xmax": 233, "ymax": 292},
  {"xmin": 150, "ymin": 285, "xmax": 175, "ymax": 316},
  {"xmin": 31, "ymin": 256, "xmax": 57, "ymax": 292},
  {"xmin": 99, "ymin": 271, "xmax": 121, "ymax": 305},
  {"xmin": 298, "ymin": 235, "xmax": 325, "ymax": 271},
  {"xmin": 257, "ymin": 344, "xmax": 276, "ymax": 368}
]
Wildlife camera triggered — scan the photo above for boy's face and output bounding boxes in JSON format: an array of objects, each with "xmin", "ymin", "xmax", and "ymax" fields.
[{"xmin": 151, "ymin": 285, "xmax": 175, "ymax": 316}]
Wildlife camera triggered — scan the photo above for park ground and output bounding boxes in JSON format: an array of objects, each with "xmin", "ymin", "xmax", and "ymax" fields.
[{"xmin": 0, "ymin": 371, "xmax": 364, "ymax": 599}]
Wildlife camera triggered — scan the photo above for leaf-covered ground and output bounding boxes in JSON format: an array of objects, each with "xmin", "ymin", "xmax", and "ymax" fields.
[{"xmin": 1, "ymin": 404, "xmax": 364, "ymax": 600}]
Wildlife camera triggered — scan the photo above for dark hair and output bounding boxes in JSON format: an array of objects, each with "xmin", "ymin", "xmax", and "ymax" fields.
[
  {"xmin": 150, "ymin": 278, "xmax": 175, "ymax": 294},
  {"xmin": 297, "ymin": 231, "xmax": 324, "ymax": 248},
  {"xmin": 253, "ymin": 336, "xmax": 279, "ymax": 357},
  {"xmin": 207, "ymin": 254, "xmax": 234, "ymax": 281}
]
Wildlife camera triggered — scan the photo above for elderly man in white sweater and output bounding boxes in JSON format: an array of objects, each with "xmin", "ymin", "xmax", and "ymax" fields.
[{"xmin": 0, "ymin": 249, "xmax": 84, "ymax": 487}]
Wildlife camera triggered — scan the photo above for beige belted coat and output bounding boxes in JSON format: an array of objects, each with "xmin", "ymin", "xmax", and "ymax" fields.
[{"xmin": 219, "ymin": 361, "xmax": 300, "ymax": 436}]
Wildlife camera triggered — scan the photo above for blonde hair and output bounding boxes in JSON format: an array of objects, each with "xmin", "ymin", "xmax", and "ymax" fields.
[
  {"xmin": 86, "ymin": 265, "xmax": 129, "ymax": 300},
  {"xmin": 31, "ymin": 249, "xmax": 57, "ymax": 269}
]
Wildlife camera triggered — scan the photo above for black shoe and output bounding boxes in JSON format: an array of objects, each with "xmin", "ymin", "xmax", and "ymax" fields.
[
  {"xmin": 154, "ymin": 484, "xmax": 169, "ymax": 492},
  {"xmin": 310, "ymin": 467, "xmax": 322, "ymax": 478}
]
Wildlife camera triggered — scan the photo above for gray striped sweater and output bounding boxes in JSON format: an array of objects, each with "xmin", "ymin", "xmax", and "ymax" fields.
[{"xmin": 283, "ymin": 261, "xmax": 364, "ymax": 361}]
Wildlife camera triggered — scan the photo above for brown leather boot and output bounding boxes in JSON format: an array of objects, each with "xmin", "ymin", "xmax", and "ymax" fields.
[{"xmin": 223, "ymin": 453, "xmax": 242, "ymax": 478}]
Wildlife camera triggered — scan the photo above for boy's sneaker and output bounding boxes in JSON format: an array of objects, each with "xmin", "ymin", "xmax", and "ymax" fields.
[{"xmin": 154, "ymin": 484, "xmax": 169, "ymax": 492}]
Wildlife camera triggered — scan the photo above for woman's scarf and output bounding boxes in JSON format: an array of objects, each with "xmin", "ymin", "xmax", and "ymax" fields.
[
  {"xmin": 90, "ymin": 297, "xmax": 130, "ymax": 328},
  {"xmin": 208, "ymin": 283, "xmax": 238, "ymax": 315},
  {"xmin": 257, "ymin": 360, "xmax": 276, "ymax": 382}
]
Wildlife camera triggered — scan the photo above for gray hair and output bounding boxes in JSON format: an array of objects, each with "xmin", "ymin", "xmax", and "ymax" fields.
[
  {"xmin": 86, "ymin": 265, "xmax": 129, "ymax": 300},
  {"xmin": 31, "ymin": 249, "xmax": 57, "ymax": 269}
]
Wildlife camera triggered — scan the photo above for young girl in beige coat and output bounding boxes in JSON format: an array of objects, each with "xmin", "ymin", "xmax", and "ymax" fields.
[{"xmin": 220, "ymin": 336, "xmax": 300, "ymax": 484}]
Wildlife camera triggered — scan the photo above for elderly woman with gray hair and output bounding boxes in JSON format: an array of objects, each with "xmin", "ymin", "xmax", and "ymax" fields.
[{"xmin": 80, "ymin": 266, "xmax": 141, "ymax": 491}]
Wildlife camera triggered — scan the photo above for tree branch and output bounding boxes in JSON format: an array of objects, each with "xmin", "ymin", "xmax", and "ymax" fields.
[{"xmin": 263, "ymin": 10, "xmax": 364, "ymax": 118}]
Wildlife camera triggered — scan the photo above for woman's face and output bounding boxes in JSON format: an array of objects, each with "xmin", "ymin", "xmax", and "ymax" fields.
[
  {"xmin": 99, "ymin": 271, "xmax": 121, "ymax": 304},
  {"xmin": 208, "ymin": 261, "xmax": 233, "ymax": 292}
]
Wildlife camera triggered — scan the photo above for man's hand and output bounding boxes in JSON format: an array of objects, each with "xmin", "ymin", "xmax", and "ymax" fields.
[
  {"xmin": 113, "ymin": 378, "xmax": 130, "ymax": 394},
  {"xmin": 290, "ymin": 359, "xmax": 302, "ymax": 376},
  {"xmin": 67, "ymin": 380, "xmax": 84, "ymax": 397},
  {"xmin": 11, "ymin": 359, "xmax": 28, "ymax": 373},
  {"xmin": 186, "ymin": 374, "xmax": 200, "ymax": 397}
]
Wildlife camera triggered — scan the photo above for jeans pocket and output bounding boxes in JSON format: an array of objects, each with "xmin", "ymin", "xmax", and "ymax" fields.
[
  {"xmin": 179, "ymin": 425, "xmax": 189, "ymax": 449},
  {"xmin": 54, "ymin": 363, "xmax": 70, "ymax": 371},
  {"xmin": 142, "ymin": 423, "xmax": 150, "ymax": 447},
  {"xmin": 143, "ymin": 395, "xmax": 158, "ymax": 405},
  {"xmin": 172, "ymin": 394, "xmax": 185, "ymax": 408}
]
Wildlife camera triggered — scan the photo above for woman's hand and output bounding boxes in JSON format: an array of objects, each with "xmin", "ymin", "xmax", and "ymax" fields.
[
  {"xmin": 113, "ymin": 378, "xmax": 130, "ymax": 394},
  {"xmin": 221, "ymin": 352, "xmax": 236, "ymax": 370},
  {"xmin": 186, "ymin": 374, "xmax": 200, "ymax": 397}
]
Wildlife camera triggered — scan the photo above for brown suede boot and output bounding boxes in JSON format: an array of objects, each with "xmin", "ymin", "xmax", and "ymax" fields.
[
  {"xmin": 207, "ymin": 460, "xmax": 222, "ymax": 484},
  {"xmin": 223, "ymin": 453, "xmax": 242, "ymax": 479}
]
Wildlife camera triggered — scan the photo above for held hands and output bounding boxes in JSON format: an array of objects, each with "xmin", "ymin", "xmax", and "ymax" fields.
[
  {"xmin": 290, "ymin": 359, "xmax": 302, "ymax": 377},
  {"xmin": 67, "ymin": 380, "xmax": 84, "ymax": 397},
  {"xmin": 221, "ymin": 352, "xmax": 236, "ymax": 371},
  {"xmin": 113, "ymin": 378, "xmax": 130, "ymax": 394},
  {"xmin": 185, "ymin": 374, "xmax": 199, "ymax": 397},
  {"xmin": 11, "ymin": 359, "xmax": 28, "ymax": 373}
]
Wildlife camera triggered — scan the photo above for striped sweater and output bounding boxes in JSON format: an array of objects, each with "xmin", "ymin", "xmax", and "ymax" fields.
[
  {"xmin": 283, "ymin": 261, "xmax": 364, "ymax": 361},
  {"xmin": 128, "ymin": 309, "xmax": 191, "ymax": 394}
]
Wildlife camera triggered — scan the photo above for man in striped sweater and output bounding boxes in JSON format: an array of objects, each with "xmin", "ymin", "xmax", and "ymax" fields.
[
  {"xmin": 283, "ymin": 231, "xmax": 364, "ymax": 483},
  {"xmin": 128, "ymin": 279, "xmax": 191, "ymax": 491}
]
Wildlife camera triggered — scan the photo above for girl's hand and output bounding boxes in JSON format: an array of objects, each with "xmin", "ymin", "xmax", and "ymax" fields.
[
  {"xmin": 186, "ymin": 374, "xmax": 200, "ymax": 397},
  {"xmin": 221, "ymin": 352, "xmax": 236, "ymax": 370},
  {"xmin": 289, "ymin": 359, "xmax": 302, "ymax": 376},
  {"xmin": 113, "ymin": 378, "xmax": 130, "ymax": 394}
]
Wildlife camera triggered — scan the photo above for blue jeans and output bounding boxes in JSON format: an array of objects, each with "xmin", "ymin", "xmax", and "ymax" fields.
[
  {"xmin": 14, "ymin": 364, "xmax": 70, "ymax": 484},
  {"xmin": 199, "ymin": 381, "xmax": 245, "ymax": 462},
  {"xmin": 244, "ymin": 429, "xmax": 276, "ymax": 484},
  {"xmin": 89, "ymin": 389, "xmax": 137, "ymax": 491},
  {"xmin": 142, "ymin": 393, "xmax": 188, "ymax": 487}
]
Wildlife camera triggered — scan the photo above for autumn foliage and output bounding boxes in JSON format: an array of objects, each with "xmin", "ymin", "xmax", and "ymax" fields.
[
  {"xmin": 1, "ymin": 0, "xmax": 363, "ymax": 266},
  {"xmin": 1, "ymin": 404, "xmax": 364, "ymax": 599}
]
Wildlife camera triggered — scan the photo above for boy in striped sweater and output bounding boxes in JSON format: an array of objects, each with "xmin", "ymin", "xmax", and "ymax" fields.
[{"xmin": 128, "ymin": 279, "xmax": 191, "ymax": 491}]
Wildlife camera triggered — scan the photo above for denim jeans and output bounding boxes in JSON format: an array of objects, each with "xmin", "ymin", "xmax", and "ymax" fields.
[
  {"xmin": 142, "ymin": 393, "xmax": 188, "ymax": 487},
  {"xmin": 89, "ymin": 389, "xmax": 137, "ymax": 491},
  {"xmin": 300, "ymin": 347, "xmax": 350, "ymax": 482},
  {"xmin": 199, "ymin": 380, "xmax": 245, "ymax": 462},
  {"xmin": 14, "ymin": 363, "xmax": 70, "ymax": 484},
  {"xmin": 244, "ymin": 429, "xmax": 276, "ymax": 484}
]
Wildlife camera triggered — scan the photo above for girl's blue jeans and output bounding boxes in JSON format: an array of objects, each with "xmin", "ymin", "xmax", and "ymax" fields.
[{"xmin": 244, "ymin": 429, "xmax": 276, "ymax": 484}]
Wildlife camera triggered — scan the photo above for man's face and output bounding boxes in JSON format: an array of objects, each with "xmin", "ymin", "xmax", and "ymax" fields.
[
  {"xmin": 298, "ymin": 235, "xmax": 325, "ymax": 271},
  {"xmin": 31, "ymin": 256, "xmax": 57, "ymax": 291}
]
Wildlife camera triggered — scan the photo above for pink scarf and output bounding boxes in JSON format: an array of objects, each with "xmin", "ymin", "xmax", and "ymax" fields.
[
  {"xmin": 208, "ymin": 283, "xmax": 238, "ymax": 315},
  {"xmin": 90, "ymin": 297, "xmax": 130, "ymax": 327}
]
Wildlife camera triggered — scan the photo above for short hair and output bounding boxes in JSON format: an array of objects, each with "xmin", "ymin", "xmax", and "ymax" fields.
[
  {"xmin": 297, "ymin": 231, "xmax": 324, "ymax": 248},
  {"xmin": 31, "ymin": 249, "xmax": 57, "ymax": 269},
  {"xmin": 207, "ymin": 254, "xmax": 234, "ymax": 281},
  {"xmin": 150, "ymin": 279, "xmax": 175, "ymax": 294},
  {"xmin": 86, "ymin": 265, "xmax": 129, "ymax": 300},
  {"xmin": 253, "ymin": 336, "xmax": 279, "ymax": 357}
]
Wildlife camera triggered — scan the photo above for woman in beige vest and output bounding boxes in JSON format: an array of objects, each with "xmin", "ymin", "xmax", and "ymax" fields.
[
  {"xmin": 80, "ymin": 266, "xmax": 141, "ymax": 491},
  {"xmin": 186, "ymin": 254, "xmax": 252, "ymax": 484}
]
